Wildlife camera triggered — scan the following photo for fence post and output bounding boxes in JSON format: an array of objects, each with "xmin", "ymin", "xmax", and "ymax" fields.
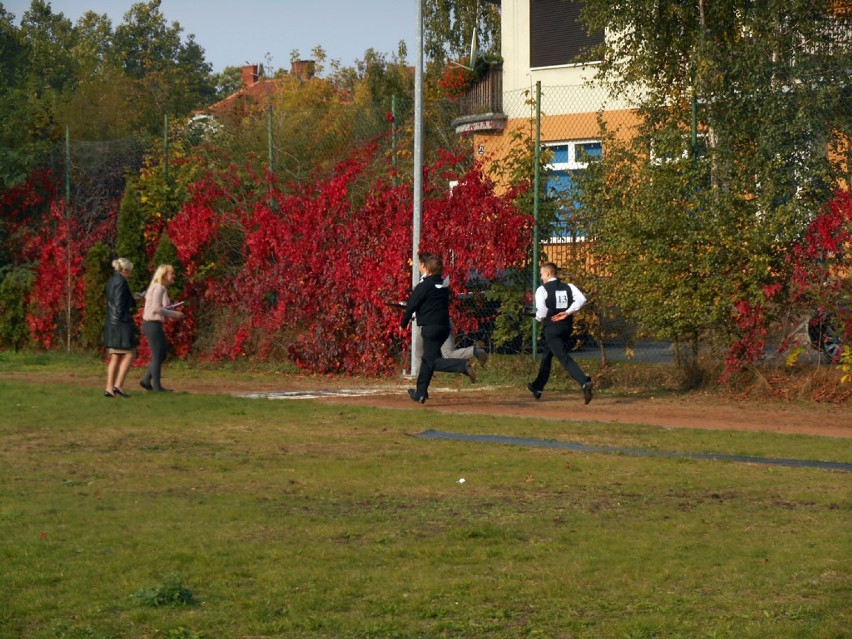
[
  {"xmin": 65, "ymin": 125, "xmax": 72, "ymax": 352},
  {"xmin": 268, "ymin": 105, "xmax": 274, "ymax": 173},
  {"xmin": 531, "ymin": 81, "xmax": 542, "ymax": 357},
  {"xmin": 391, "ymin": 95, "xmax": 397, "ymax": 189},
  {"xmin": 163, "ymin": 114, "xmax": 169, "ymax": 187}
]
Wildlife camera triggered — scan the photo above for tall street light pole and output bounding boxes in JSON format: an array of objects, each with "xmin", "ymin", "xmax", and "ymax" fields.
[{"xmin": 410, "ymin": 0, "xmax": 424, "ymax": 376}]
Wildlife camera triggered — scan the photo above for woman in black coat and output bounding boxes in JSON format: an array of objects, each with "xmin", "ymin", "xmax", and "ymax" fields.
[
  {"xmin": 103, "ymin": 257, "xmax": 139, "ymax": 397},
  {"xmin": 400, "ymin": 254, "xmax": 472, "ymax": 403}
]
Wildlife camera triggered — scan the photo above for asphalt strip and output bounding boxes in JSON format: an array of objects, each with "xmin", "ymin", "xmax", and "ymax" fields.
[{"xmin": 416, "ymin": 429, "xmax": 852, "ymax": 471}]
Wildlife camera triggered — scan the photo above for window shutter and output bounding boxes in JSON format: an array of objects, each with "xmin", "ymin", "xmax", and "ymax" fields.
[{"xmin": 530, "ymin": 0, "xmax": 604, "ymax": 68}]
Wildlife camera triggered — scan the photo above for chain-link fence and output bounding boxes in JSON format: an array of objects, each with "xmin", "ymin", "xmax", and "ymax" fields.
[
  {"xmin": 440, "ymin": 78, "xmax": 850, "ymax": 370},
  {"xmin": 445, "ymin": 83, "xmax": 661, "ymax": 366},
  {"xmin": 12, "ymin": 71, "xmax": 849, "ymax": 374},
  {"xmin": 44, "ymin": 136, "xmax": 148, "ymax": 237}
]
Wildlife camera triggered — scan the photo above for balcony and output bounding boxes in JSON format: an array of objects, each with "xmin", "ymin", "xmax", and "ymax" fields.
[{"xmin": 451, "ymin": 63, "xmax": 507, "ymax": 135}]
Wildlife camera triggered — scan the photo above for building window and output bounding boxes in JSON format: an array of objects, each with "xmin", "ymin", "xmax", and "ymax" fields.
[
  {"xmin": 544, "ymin": 140, "xmax": 602, "ymax": 241},
  {"xmin": 530, "ymin": 0, "xmax": 604, "ymax": 68}
]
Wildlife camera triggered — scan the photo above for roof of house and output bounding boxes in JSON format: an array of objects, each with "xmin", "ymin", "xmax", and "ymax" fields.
[{"xmin": 198, "ymin": 62, "xmax": 315, "ymax": 117}]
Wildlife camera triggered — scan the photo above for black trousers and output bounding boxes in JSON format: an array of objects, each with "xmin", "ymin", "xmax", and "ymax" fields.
[
  {"xmin": 416, "ymin": 324, "xmax": 468, "ymax": 396},
  {"xmin": 141, "ymin": 321, "xmax": 168, "ymax": 391},
  {"xmin": 530, "ymin": 321, "xmax": 589, "ymax": 391}
]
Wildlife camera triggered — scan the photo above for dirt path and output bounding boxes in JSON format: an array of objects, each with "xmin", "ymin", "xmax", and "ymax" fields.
[
  {"xmin": 3, "ymin": 371, "xmax": 850, "ymax": 438},
  {"xmin": 312, "ymin": 385, "xmax": 851, "ymax": 438}
]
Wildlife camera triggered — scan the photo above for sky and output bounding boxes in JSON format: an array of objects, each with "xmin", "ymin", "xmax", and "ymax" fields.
[{"xmin": 3, "ymin": 0, "xmax": 417, "ymax": 73}]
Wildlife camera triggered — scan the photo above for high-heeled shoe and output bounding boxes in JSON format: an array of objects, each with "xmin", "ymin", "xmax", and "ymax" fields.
[
  {"xmin": 104, "ymin": 390, "xmax": 116, "ymax": 398},
  {"xmin": 113, "ymin": 387, "xmax": 129, "ymax": 398}
]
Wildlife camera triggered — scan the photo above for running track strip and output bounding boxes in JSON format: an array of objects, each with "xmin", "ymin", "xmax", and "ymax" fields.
[{"xmin": 416, "ymin": 429, "xmax": 852, "ymax": 471}]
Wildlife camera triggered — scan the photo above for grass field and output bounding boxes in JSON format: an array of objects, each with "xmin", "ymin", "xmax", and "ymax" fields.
[{"xmin": 0, "ymin": 355, "xmax": 850, "ymax": 638}]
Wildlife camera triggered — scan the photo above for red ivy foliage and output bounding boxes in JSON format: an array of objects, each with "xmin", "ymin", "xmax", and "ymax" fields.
[
  {"xmin": 164, "ymin": 143, "xmax": 532, "ymax": 375},
  {"xmin": 788, "ymin": 190, "xmax": 852, "ymax": 302},
  {"xmin": 26, "ymin": 200, "xmax": 115, "ymax": 348},
  {"xmin": 724, "ymin": 191, "xmax": 852, "ymax": 378},
  {"xmin": 2, "ymin": 170, "xmax": 122, "ymax": 351},
  {"xmin": 6, "ymin": 141, "xmax": 531, "ymax": 376},
  {"xmin": 0, "ymin": 169, "xmax": 58, "ymax": 265},
  {"xmin": 438, "ymin": 63, "xmax": 477, "ymax": 100}
]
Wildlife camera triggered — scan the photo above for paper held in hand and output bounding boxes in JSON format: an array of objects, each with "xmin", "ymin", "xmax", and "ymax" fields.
[{"xmin": 165, "ymin": 301, "xmax": 184, "ymax": 310}]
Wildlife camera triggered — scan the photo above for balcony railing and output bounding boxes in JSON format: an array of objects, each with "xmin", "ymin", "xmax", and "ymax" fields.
[{"xmin": 457, "ymin": 64, "xmax": 503, "ymax": 117}]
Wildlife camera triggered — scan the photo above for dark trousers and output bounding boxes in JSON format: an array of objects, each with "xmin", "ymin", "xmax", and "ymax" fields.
[
  {"xmin": 141, "ymin": 321, "xmax": 168, "ymax": 391},
  {"xmin": 530, "ymin": 321, "xmax": 589, "ymax": 391},
  {"xmin": 416, "ymin": 324, "xmax": 468, "ymax": 396}
]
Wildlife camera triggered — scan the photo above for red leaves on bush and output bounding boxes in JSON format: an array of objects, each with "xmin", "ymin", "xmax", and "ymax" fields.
[
  {"xmin": 723, "ymin": 299, "xmax": 769, "ymax": 379},
  {"xmin": 723, "ymin": 191, "xmax": 852, "ymax": 379},
  {"xmin": 163, "ymin": 144, "xmax": 532, "ymax": 375},
  {"xmin": 26, "ymin": 200, "xmax": 114, "ymax": 348},
  {"xmin": 788, "ymin": 190, "xmax": 852, "ymax": 302},
  {"xmin": 0, "ymin": 169, "xmax": 58, "ymax": 265},
  {"xmin": 168, "ymin": 179, "xmax": 223, "ymax": 277},
  {"xmin": 7, "ymin": 140, "xmax": 532, "ymax": 375},
  {"xmin": 438, "ymin": 64, "xmax": 477, "ymax": 100}
]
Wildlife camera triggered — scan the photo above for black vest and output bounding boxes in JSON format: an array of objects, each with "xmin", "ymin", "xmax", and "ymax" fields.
[{"xmin": 543, "ymin": 279, "xmax": 573, "ymax": 326}]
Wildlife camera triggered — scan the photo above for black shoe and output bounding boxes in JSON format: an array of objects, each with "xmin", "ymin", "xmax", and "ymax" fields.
[
  {"xmin": 582, "ymin": 380, "xmax": 593, "ymax": 405},
  {"xmin": 104, "ymin": 390, "xmax": 115, "ymax": 398},
  {"xmin": 527, "ymin": 383, "xmax": 541, "ymax": 400},
  {"xmin": 465, "ymin": 362, "xmax": 477, "ymax": 383},
  {"xmin": 407, "ymin": 388, "xmax": 426, "ymax": 404},
  {"xmin": 113, "ymin": 387, "xmax": 129, "ymax": 398},
  {"xmin": 139, "ymin": 379, "xmax": 152, "ymax": 391}
]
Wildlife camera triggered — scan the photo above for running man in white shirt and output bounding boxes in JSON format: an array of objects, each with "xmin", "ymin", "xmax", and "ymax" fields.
[{"xmin": 527, "ymin": 262, "xmax": 593, "ymax": 404}]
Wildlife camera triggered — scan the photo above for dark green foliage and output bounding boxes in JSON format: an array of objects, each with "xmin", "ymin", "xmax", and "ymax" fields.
[
  {"xmin": 116, "ymin": 177, "xmax": 149, "ymax": 294},
  {"xmin": 423, "ymin": 0, "xmax": 501, "ymax": 68},
  {"xmin": 130, "ymin": 573, "xmax": 196, "ymax": 607},
  {"xmin": 163, "ymin": 629, "xmax": 209, "ymax": 639},
  {"xmin": 152, "ymin": 232, "xmax": 179, "ymax": 276},
  {"xmin": 578, "ymin": 0, "xmax": 850, "ymax": 359},
  {"xmin": 79, "ymin": 242, "xmax": 112, "ymax": 351},
  {"xmin": 0, "ymin": 266, "xmax": 33, "ymax": 350},
  {"xmin": 0, "ymin": 0, "xmax": 217, "ymax": 193},
  {"xmin": 151, "ymin": 232, "xmax": 183, "ymax": 298}
]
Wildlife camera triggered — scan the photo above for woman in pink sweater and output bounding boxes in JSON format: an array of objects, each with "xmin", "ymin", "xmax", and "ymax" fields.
[{"xmin": 140, "ymin": 264, "xmax": 184, "ymax": 392}]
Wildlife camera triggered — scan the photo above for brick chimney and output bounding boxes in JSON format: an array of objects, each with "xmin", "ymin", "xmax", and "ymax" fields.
[
  {"xmin": 241, "ymin": 64, "xmax": 259, "ymax": 87},
  {"xmin": 290, "ymin": 60, "xmax": 316, "ymax": 80}
]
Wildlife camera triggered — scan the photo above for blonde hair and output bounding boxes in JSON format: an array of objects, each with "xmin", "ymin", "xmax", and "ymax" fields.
[
  {"xmin": 148, "ymin": 264, "xmax": 175, "ymax": 289},
  {"xmin": 112, "ymin": 258, "xmax": 133, "ymax": 273}
]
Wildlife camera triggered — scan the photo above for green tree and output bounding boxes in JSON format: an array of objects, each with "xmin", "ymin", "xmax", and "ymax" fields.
[
  {"xmin": 211, "ymin": 65, "xmax": 244, "ymax": 100},
  {"xmin": 0, "ymin": 2, "xmax": 69, "ymax": 190},
  {"xmin": 0, "ymin": 5, "xmax": 39, "ymax": 190},
  {"xmin": 579, "ymin": 0, "xmax": 851, "ymax": 362},
  {"xmin": 18, "ymin": 0, "xmax": 77, "ymax": 95},
  {"xmin": 80, "ymin": 241, "xmax": 111, "ymax": 350},
  {"xmin": 151, "ymin": 232, "xmax": 182, "ymax": 300},
  {"xmin": 0, "ymin": 4, "xmax": 25, "ymax": 89},
  {"xmin": 152, "ymin": 232, "xmax": 178, "ymax": 271},
  {"xmin": 70, "ymin": 10, "xmax": 114, "ymax": 77},
  {"xmin": 112, "ymin": 0, "xmax": 215, "ymax": 128},
  {"xmin": 0, "ymin": 266, "xmax": 34, "ymax": 350},
  {"xmin": 423, "ymin": 0, "xmax": 501, "ymax": 68},
  {"xmin": 55, "ymin": 11, "xmax": 145, "ymax": 139},
  {"xmin": 350, "ymin": 46, "xmax": 412, "ymax": 106},
  {"xmin": 116, "ymin": 176, "xmax": 149, "ymax": 294}
]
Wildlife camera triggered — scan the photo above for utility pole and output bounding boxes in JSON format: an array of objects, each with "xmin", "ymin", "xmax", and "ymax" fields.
[{"xmin": 410, "ymin": 0, "xmax": 424, "ymax": 376}]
